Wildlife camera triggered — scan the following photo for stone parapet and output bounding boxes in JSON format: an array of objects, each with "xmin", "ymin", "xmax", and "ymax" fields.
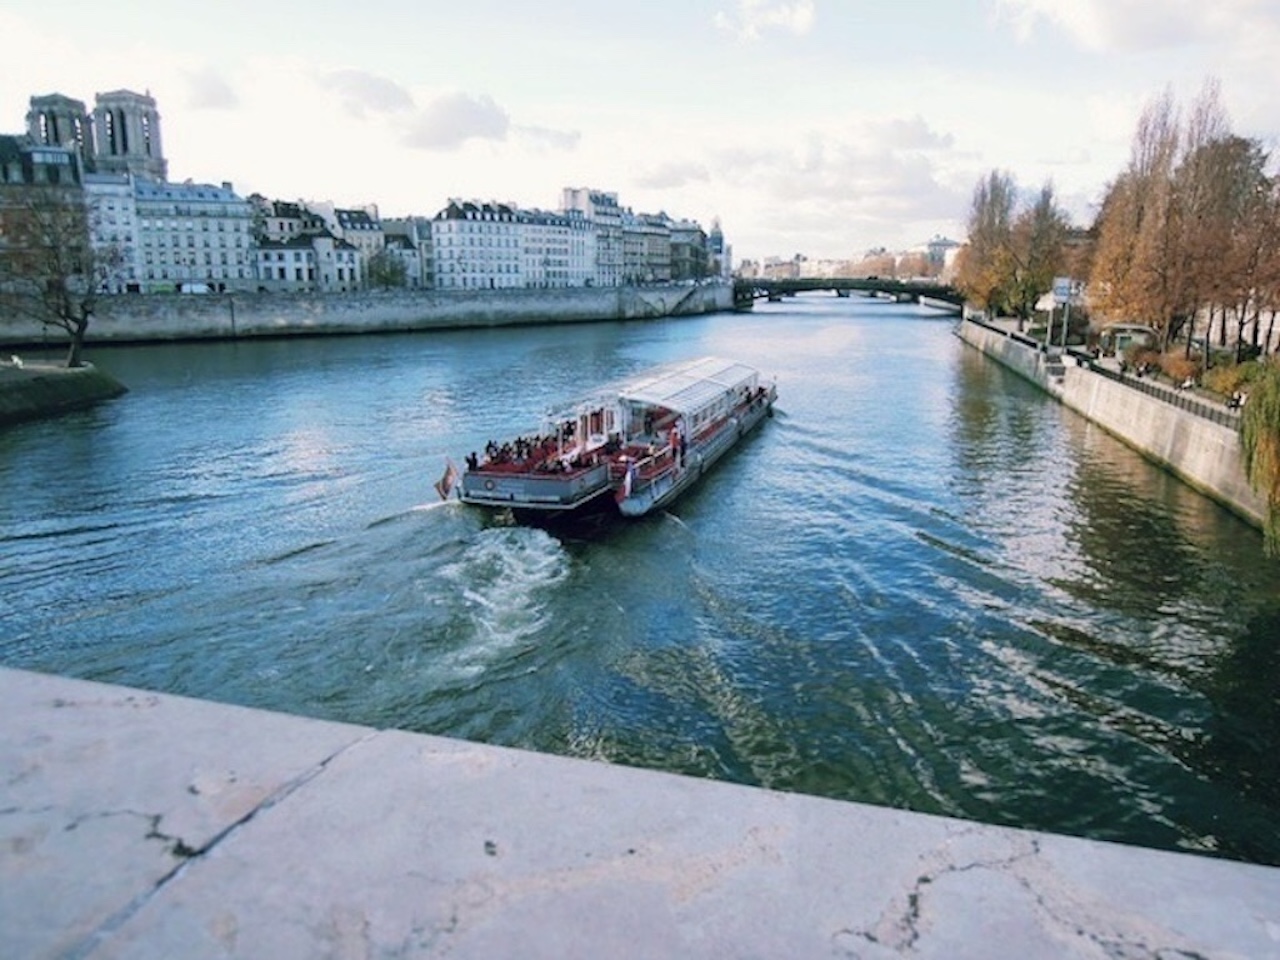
[
  {"xmin": 2, "ymin": 667, "xmax": 1278, "ymax": 958},
  {"xmin": 0, "ymin": 284, "xmax": 734, "ymax": 348}
]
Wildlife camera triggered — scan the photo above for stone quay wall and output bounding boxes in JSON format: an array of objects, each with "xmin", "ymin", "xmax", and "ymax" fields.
[
  {"xmin": 958, "ymin": 317, "xmax": 1267, "ymax": 527},
  {"xmin": 0, "ymin": 282, "xmax": 734, "ymax": 347},
  {"xmin": 0, "ymin": 362, "xmax": 128, "ymax": 425}
]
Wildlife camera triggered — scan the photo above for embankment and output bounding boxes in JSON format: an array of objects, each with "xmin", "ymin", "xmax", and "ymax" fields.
[
  {"xmin": 0, "ymin": 362, "xmax": 128, "ymax": 426},
  {"xmin": 958, "ymin": 316, "xmax": 1266, "ymax": 528},
  {"xmin": 0, "ymin": 283, "xmax": 733, "ymax": 347}
]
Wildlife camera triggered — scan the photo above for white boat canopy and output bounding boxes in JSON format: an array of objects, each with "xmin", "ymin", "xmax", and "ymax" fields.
[{"xmin": 616, "ymin": 356, "xmax": 760, "ymax": 415}]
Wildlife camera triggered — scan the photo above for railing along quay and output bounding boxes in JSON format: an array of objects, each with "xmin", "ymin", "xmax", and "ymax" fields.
[
  {"xmin": 964, "ymin": 315, "xmax": 1243, "ymax": 431},
  {"xmin": 1081, "ymin": 357, "xmax": 1243, "ymax": 430}
]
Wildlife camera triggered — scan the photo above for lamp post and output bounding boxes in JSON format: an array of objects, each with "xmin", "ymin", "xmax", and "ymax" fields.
[{"xmin": 1052, "ymin": 277, "xmax": 1076, "ymax": 354}]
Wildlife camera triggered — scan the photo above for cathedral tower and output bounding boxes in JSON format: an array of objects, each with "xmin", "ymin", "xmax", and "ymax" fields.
[
  {"xmin": 26, "ymin": 93, "xmax": 95, "ymax": 170},
  {"xmin": 92, "ymin": 89, "xmax": 166, "ymax": 181}
]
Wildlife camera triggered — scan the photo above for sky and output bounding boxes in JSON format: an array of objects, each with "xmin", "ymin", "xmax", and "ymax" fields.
[{"xmin": 2, "ymin": 0, "xmax": 1279, "ymax": 263}]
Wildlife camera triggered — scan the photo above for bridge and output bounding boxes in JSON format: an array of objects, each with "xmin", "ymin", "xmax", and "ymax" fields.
[{"xmin": 733, "ymin": 277, "xmax": 965, "ymax": 312}]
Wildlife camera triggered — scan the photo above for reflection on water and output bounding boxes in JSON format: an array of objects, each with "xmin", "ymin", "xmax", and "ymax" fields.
[{"xmin": 2, "ymin": 297, "xmax": 1279, "ymax": 864}]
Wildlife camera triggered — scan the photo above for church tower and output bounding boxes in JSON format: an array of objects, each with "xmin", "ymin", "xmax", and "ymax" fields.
[
  {"xmin": 26, "ymin": 93, "xmax": 96, "ymax": 171},
  {"xmin": 92, "ymin": 89, "xmax": 167, "ymax": 181}
]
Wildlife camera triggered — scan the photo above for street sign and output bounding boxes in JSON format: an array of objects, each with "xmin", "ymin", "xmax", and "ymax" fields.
[{"xmin": 1052, "ymin": 277, "xmax": 1074, "ymax": 305}]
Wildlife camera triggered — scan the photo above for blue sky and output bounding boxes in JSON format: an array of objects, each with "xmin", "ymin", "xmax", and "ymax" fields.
[{"xmin": 3, "ymin": 0, "xmax": 1278, "ymax": 261}]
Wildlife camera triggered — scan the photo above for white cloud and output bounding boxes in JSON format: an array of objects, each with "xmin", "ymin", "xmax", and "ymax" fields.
[
  {"xmin": 635, "ymin": 161, "xmax": 712, "ymax": 190},
  {"xmin": 714, "ymin": 0, "xmax": 816, "ymax": 41},
  {"xmin": 319, "ymin": 70, "xmax": 414, "ymax": 118},
  {"xmin": 184, "ymin": 67, "xmax": 238, "ymax": 110},
  {"xmin": 992, "ymin": 0, "xmax": 1279, "ymax": 52},
  {"xmin": 403, "ymin": 92, "xmax": 510, "ymax": 151},
  {"xmin": 514, "ymin": 125, "xmax": 581, "ymax": 152}
]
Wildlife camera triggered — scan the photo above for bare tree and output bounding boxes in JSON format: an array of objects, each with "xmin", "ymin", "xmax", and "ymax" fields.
[{"xmin": 0, "ymin": 185, "xmax": 119, "ymax": 367}]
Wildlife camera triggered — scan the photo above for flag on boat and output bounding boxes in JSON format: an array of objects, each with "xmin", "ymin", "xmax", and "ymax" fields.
[
  {"xmin": 434, "ymin": 459, "xmax": 459, "ymax": 500},
  {"xmin": 615, "ymin": 460, "xmax": 634, "ymax": 504}
]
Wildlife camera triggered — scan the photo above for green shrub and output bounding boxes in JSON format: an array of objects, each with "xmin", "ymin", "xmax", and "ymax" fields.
[
  {"xmin": 1203, "ymin": 359, "xmax": 1268, "ymax": 397},
  {"xmin": 1203, "ymin": 365, "xmax": 1244, "ymax": 395}
]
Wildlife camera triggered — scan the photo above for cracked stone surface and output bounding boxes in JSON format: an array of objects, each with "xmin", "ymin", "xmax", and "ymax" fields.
[
  {"xmin": 0, "ymin": 669, "xmax": 370, "ymax": 959},
  {"xmin": 3, "ymin": 667, "xmax": 1279, "ymax": 959}
]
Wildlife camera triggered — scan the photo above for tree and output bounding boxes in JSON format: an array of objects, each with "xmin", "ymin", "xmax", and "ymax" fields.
[
  {"xmin": 366, "ymin": 248, "xmax": 408, "ymax": 290},
  {"xmin": 0, "ymin": 185, "xmax": 118, "ymax": 368},
  {"xmin": 1089, "ymin": 80, "xmax": 1277, "ymax": 354},
  {"xmin": 1090, "ymin": 88, "xmax": 1184, "ymax": 342},
  {"xmin": 1006, "ymin": 183, "xmax": 1070, "ymax": 321},
  {"xmin": 954, "ymin": 170, "xmax": 1069, "ymax": 321},
  {"xmin": 955, "ymin": 170, "xmax": 1016, "ymax": 315},
  {"xmin": 1240, "ymin": 365, "xmax": 1280, "ymax": 555}
]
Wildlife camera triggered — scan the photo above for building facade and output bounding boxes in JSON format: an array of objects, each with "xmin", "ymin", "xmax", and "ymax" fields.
[
  {"xmin": 302, "ymin": 201, "xmax": 381, "ymax": 281},
  {"xmin": 381, "ymin": 216, "xmax": 433, "ymax": 289},
  {"xmin": 253, "ymin": 233, "xmax": 360, "ymax": 293},
  {"xmin": 562, "ymin": 187, "xmax": 622, "ymax": 287},
  {"xmin": 431, "ymin": 200, "xmax": 521, "ymax": 290},
  {"xmin": 518, "ymin": 207, "xmax": 596, "ymax": 288},
  {"xmin": 134, "ymin": 179, "xmax": 253, "ymax": 292},
  {"xmin": 82, "ymin": 172, "xmax": 138, "ymax": 292},
  {"xmin": 0, "ymin": 137, "xmax": 88, "ymax": 288}
]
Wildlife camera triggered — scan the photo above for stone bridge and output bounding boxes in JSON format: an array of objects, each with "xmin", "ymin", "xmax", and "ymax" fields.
[{"xmin": 734, "ymin": 276, "xmax": 964, "ymax": 312}]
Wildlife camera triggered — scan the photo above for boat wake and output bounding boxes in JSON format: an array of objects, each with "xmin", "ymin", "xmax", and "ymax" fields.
[{"xmin": 433, "ymin": 525, "xmax": 570, "ymax": 679}]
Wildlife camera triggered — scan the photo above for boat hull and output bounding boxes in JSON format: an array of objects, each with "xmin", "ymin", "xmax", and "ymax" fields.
[
  {"xmin": 617, "ymin": 390, "xmax": 774, "ymax": 517},
  {"xmin": 460, "ymin": 462, "xmax": 612, "ymax": 513}
]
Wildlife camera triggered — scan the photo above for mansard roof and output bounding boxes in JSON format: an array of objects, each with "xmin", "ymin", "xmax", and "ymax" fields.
[
  {"xmin": 335, "ymin": 207, "xmax": 380, "ymax": 230},
  {"xmin": 271, "ymin": 200, "xmax": 304, "ymax": 219},
  {"xmin": 256, "ymin": 235, "xmax": 322, "ymax": 251},
  {"xmin": 256, "ymin": 230, "xmax": 356, "ymax": 251},
  {"xmin": 135, "ymin": 179, "xmax": 244, "ymax": 203},
  {"xmin": 435, "ymin": 199, "xmax": 517, "ymax": 221}
]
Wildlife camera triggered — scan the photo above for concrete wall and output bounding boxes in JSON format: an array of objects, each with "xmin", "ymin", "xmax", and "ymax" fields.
[
  {"xmin": 0, "ymin": 283, "xmax": 734, "ymax": 347},
  {"xmin": 958, "ymin": 319, "xmax": 1267, "ymax": 527}
]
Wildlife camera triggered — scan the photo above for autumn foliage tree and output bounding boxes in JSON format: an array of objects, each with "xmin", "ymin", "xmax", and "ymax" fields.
[
  {"xmin": 0, "ymin": 185, "xmax": 117, "ymax": 368},
  {"xmin": 1089, "ymin": 81, "xmax": 1280, "ymax": 352},
  {"xmin": 954, "ymin": 171, "xmax": 1070, "ymax": 321}
]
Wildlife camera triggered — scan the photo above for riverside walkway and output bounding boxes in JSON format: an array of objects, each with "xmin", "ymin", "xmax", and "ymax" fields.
[{"xmin": 3, "ymin": 667, "xmax": 1278, "ymax": 958}]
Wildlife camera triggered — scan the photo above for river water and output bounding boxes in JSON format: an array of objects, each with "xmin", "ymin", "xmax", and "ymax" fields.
[{"xmin": 3, "ymin": 295, "xmax": 1279, "ymax": 865}]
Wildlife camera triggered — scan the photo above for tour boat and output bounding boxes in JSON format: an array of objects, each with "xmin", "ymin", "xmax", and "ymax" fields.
[{"xmin": 456, "ymin": 356, "xmax": 776, "ymax": 519}]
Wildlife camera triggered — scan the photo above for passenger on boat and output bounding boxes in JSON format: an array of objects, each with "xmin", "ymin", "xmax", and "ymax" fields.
[
  {"xmin": 668, "ymin": 423, "xmax": 684, "ymax": 468},
  {"xmin": 466, "ymin": 452, "xmax": 479, "ymax": 471}
]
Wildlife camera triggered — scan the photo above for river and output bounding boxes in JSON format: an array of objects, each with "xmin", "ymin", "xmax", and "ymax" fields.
[{"xmin": 3, "ymin": 294, "xmax": 1278, "ymax": 865}]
